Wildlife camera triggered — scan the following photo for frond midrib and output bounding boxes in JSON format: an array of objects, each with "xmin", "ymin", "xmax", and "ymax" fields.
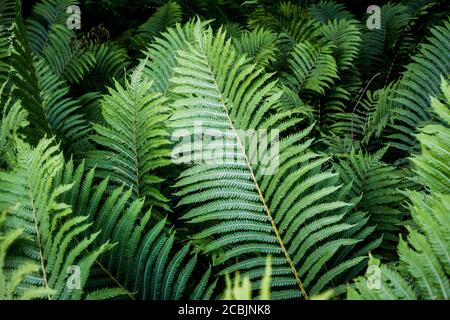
[{"xmin": 25, "ymin": 159, "xmax": 51, "ymax": 299}]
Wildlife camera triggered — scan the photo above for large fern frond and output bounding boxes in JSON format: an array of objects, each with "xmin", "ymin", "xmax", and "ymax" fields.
[
  {"xmin": 170, "ymin": 21, "xmax": 369, "ymax": 299},
  {"xmin": 9, "ymin": 5, "xmax": 89, "ymax": 150}
]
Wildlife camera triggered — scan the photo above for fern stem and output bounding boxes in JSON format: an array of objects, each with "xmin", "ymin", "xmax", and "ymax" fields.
[
  {"xmin": 350, "ymin": 72, "xmax": 380, "ymax": 142},
  {"xmin": 62, "ymin": 224, "xmax": 136, "ymax": 300},
  {"xmin": 26, "ymin": 172, "xmax": 51, "ymax": 299}
]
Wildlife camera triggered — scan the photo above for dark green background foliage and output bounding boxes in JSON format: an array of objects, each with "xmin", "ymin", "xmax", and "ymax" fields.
[{"xmin": 0, "ymin": 0, "xmax": 449, "ymax": 300}]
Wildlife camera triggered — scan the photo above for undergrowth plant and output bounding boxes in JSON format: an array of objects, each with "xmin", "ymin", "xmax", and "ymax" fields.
[{"xmin": 0, "ymin": 0, "xmax": 448, "ymax": 300}]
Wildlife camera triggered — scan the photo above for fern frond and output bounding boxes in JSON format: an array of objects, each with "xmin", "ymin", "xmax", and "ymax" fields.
[
  {"xmin": 170, "ymin": 21, "xmax": 368, "ymax": 299},
  {"xmin": 314, "ymin": 18, "xmax": 361, "ymax": 71},
  {"xmin": 248, "ymin": 3, "xmax": 319, "ymax": 70},
  {"xmin": 358, "ymin": 3, "xmax": 412, "ymax": 81},
  {"xmin": 0, "ymin": 25, "xmax": 10, "ymax": 88},
  {"xmin": 307, "ymin": 0, "xmax": 354, "ymax": 23},
  {"xmin": 80, "ymin": 43, "xmax": 129, "ymax": 92},
  {"xmin": 9, "ymin": 6, "xmax": 89, "ymax": 150},
  {"xmin": 0, "ymin": 138, "xmax": 113, "ymax": 299},
  {"xmin": 88, "ymin": 65, "xmax": 171, "ymax": 210},
  {"xmin": 55, "ymin": 159, "xmax": 215, "ymax": 300},
  {"xmin": 410, "ymin": 78, "xmax": 450, "ymax": 194},
  {"xmin": 0, "ymin": 0, "xmax": 15, "ymax": 27},
  {"xmin": 329, "ymin": 82, "xmax": 399, "ymax": 145},
  {"xmin": 42, "ymin": 24, "xmax": 96, "ymax": 84},
  {"xmin": 142, "ymin": 19, "xmax": 209, "ymax": 95},
  {"xmin": 26, "ymin": 0, "xmax": 79, "ymax": 54},
  {"xmin": 0, "ymin": 88, "xmax": 28, "ymax": 168},
  {"xmin": 333, "ymin": 147, "xmax": 410, "ymax": 258}
]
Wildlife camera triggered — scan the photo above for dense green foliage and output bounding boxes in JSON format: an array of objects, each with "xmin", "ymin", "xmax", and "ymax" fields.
[{"xmin": 0, "ymin": 0, "xmax": 448, "ymax": 300}]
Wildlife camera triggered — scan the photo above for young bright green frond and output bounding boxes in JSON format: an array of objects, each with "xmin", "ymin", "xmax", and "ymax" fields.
[
  {"xmin": 349, "ymin": 192, "xmax": 450, "ymax": 300},
  {"xmin": 89, "ymin": 64, "xmax": 172, "ymax": 210},
  {"xmin": 0, "ymin": 138, "xmax": 113, "ymax": 299},
  {"xmin": 223, "ymin": 255, "xmax": 272, "ymax": 300},
  {"xmin": 0, "ymin": 84, "xmax": 29, "ymax": 168}
]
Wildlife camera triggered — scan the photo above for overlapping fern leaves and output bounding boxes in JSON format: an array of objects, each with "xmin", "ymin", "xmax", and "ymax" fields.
[
  {"xmin": 0, "ymin": 209, "xmax": 53, "ymax": 300},
  {"xmin": 8, "ymin": 4, "xmax": 89, "ymax": 150},
  {"xmin": 54, "ymin": 155, "xmax": 215, "ymax": 300},
  {"xmin": 388, "ymin": 19, "xmax": 450, "ymax": 154},
  {"xmin": 1, "ymin": 0, "xmax": 449, "ymax": 302},
  {"xmin": 332, "ymin": 147, "xmax": 410, "ymax": 259},
  {"xmin": 0, "ymin": 138, "xmax": 115, "ymax": 299},
  {"xmin": 348, "ymin": 79, "xmax": 450, "ymax": 300}
]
